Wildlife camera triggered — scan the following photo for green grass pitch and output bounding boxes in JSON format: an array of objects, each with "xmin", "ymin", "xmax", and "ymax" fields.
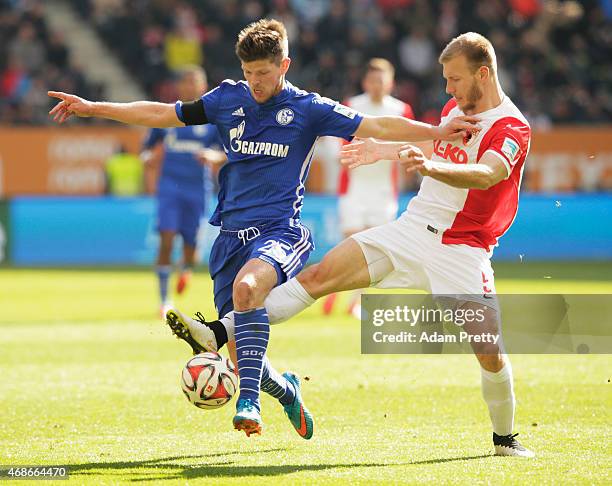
[{"xmin": 1, "ymin": 263, "xmax": 611, "ymax": 485}]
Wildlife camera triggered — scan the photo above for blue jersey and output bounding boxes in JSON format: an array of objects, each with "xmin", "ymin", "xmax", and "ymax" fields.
[
  {"xmin": 143, "ymin": 125, "xmax": 222, "ymax": 193},
  {"xmin": 175, "ymin": 80, "xmax": 363, "ymax": 230}
]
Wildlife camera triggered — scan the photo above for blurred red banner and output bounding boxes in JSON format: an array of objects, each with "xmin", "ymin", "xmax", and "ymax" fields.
[{"xmin": 525, "ymin": 127, "xmax": 612, "ymax": 192}]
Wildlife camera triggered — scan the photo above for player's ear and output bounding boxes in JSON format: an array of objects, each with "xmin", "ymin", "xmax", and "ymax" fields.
[
  {"xmin": 478, "ymin": 66, "xmax": 489, "ymax": 81},
  {"xmin": 280, "ymin": 57, "xmax": 291, "ymax": 75}
]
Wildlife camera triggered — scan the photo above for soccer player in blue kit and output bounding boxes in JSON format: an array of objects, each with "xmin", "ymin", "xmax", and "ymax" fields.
[
  {"xmin": 140, "ymin": 66, "xmax": 225, "ymax": 316},
  {"xmin": 48, "ymin": 19, "xmax": 477, "ymax": 438}
]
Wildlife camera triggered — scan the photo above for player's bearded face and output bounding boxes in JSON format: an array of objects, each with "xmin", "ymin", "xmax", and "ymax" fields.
[
  {"xmin": 242, "ymin": 58, "xmax": 290, "ymax": 104},
  {"xmin": 443, "ymin": 56, "xmax": 485, "ymax": 113},
  {"xmin": 462, "ymin": 78, "xmax": 483, "ymax": 112}
]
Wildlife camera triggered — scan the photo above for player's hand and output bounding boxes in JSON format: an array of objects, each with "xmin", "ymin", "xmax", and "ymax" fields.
[
  {"xmin": 398, "ymin": 144, "xmax": 428, "ymax": 175},
  {"xmin": 140, "ymin": 150, "xmax": 153, "ymax": 165},
  {"xmin": 197, "ymin": 148, "xmax": 226, "ymax": 167},
  {"xmin": 48, "ymin": 91, "xmax": 95, "ymax": 123},
  {"xmin": 433, "ymin": 115, "xmax": 481, "ymax": 141},
  {"xmin": 197, "ymin": 148, "xmax": 215, "ymax": 166},
  {"xmin": 340, "ymin": 138, "xmax": 385, "ymax": 169}
]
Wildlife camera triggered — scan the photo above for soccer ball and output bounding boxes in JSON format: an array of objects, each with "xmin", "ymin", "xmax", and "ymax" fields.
[{"xmin": 180, "ymin": 352, "xmax": 238, "ymax": 410}]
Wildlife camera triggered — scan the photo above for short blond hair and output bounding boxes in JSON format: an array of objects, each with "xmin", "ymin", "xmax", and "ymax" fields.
[
  {"xmin": 235, "ymin": 19, "xmax": 289, "ymax": 64},
  {"xmin": 439, "ymin": 32, "xmax": 497, "ymax": 74},
  {"xmin": 366, "ymin": 58, "xmax": 395, "ymax": 78}
]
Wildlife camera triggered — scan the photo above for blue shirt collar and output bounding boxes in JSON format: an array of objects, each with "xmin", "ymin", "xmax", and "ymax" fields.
[{"xmin": 245, "ymin": 80, "xmax": 294, "ymax": 108}]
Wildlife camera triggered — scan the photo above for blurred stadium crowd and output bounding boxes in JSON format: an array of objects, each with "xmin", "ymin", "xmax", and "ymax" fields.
[
  {"xmin": 1, "ymin": 0, "xmax": 611, "ymax": 127},
  {"xmin": 0, "ymin": 1, "xmax": 103, "ymax": 124}
]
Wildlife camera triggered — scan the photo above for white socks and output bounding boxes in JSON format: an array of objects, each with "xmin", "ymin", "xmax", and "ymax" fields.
[
  {"xmin": 264, "ymin": 278, "xmax": 315, "ymax": 324},
  {"xmin": 219, "ymin": 314, "xmax": 236, "ymax": 341},
  {"xmin": 481, "ymin": 360, "xmax": 516, "ymax": 436},
  {"xmin": 221, "ymin": 278, "xmax": 315, "ymax": 341}
]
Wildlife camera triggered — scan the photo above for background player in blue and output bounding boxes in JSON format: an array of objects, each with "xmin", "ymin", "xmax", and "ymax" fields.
[
  {"xmin": 48, "ymin": 19, "xmax": 478, "ymax": 439},
  {"xmin": 140, "ymin": 66, "xmax": 225, "ymax": 316}
]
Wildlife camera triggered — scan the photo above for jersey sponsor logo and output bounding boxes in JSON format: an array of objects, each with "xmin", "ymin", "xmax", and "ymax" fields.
[
  {"xmin": 232, "ymin": 107, "xmax": 245, "ymax": 117},
  {"xmin": 229, "ymin": 121, "xmax": 290, "ymax": 157},
  {"xmin": 501, "ymin": 137, "xmax": 519, "ymax": 162},
  {"xmin": 433, "ymin": 140, "xmax": 468, "ymax": 164},
  {"xmin": 276, "ymin": 108, "xmax": 294, "ymax": 125},
  {"xmin": 229, "ymin": 120, "xmax": 245, "ymax": 144},
  {"xmin": 333, "ymin": 104, "xmax": 357, "ymax": 119}
]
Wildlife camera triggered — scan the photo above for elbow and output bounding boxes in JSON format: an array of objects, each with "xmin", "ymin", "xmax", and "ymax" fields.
[
  {"xmin": 474, "ymin": 167, "xmax": 506, "ymax": 190},
  {"xmin": 477, "ymin": 179, "xmax": 494, "ymax": 190},
  {"xmin": 153, "ymin": 105, "xmax": 177, "ymax": 128},
  {"xmin": 475, "ymin": 174, "xmax": 497, "ymax": 190},
  {"xmin": 153, "ymin": 111, "xmax": 169, "ymax": 128}
]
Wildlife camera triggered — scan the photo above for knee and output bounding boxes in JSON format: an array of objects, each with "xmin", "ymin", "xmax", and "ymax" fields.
[
  {"xmin": 233, "ymin": 279, "xmax": 259, "ymax": 310},
  {"xmin": 298, "ymin": 263, "xmax": 331, "ymax": 298},
  {"xmin": 476, "ymin": 349, "xmax": 505, "ymax": 372},
  {"xmin": 299, "ymin": 264, "xmax": 322, "ymax": 288}
]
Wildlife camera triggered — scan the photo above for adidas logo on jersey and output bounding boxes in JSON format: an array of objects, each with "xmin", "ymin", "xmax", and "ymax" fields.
[{"xmin": 232, "ymin": 107, "xmax": 245, "ymax": 117}]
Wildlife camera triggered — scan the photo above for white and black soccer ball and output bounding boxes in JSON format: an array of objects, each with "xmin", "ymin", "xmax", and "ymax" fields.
[{"xmin": 180, "ymin": 352, "xmax": 238, "ymax": 410}]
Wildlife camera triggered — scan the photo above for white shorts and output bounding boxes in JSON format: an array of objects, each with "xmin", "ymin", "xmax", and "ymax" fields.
[
  {"xmin": 338, "ymin": 195, "xmax": 397, "ymax": 234},
  {"xmin": 351, "ymin": 212, "xmax": 498, "ymax": 309}
]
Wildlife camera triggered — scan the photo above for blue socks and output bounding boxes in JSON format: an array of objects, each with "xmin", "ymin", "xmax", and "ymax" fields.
[
  {"xmin": 234, "ymin": 307, "xmax": 270, "ymax": 411},
  {"xmin": 156, "ymin": 265, "xmax": 171, "ymax": 304},
  {"xmin": 232, "ymin": 309, "xmax": 296, "ymax": 409},
  {"xmin": 261, "ymin": 356, "xmax": 296, "ymax": 405}
]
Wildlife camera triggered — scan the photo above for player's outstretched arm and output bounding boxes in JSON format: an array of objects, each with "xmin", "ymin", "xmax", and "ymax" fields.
[
  {"xmin": 340, "ymin": 139, "xmax": 405, "ymax": 169},
  {"xmin": 354, "ymin": 114, "xmax": 480, "ymax": 142},
  {"xmin": 340, "ymin": 139, "xmax": 434, "ymax": 169},
  {"xmin": 399, "ymin": 145, "xmax": 508, "ymax": 190},
  {"xmin": 48, "ymin": 91, "xmax": 183, "ymax": 128}
]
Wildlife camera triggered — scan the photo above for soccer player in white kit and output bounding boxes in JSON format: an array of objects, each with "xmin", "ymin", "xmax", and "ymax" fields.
[
  {"xmin": 170, "ymin": 32, "xmax": 535, "ymax": 456},
  {"xmin": 324, "ymin": 58, "xmax": 415, "ymax": 316},
  {"xmin": 337, "ymin": 58, "xmax": 414, "ymax": 235},
  {"xmin": 274, "ymin": 32, "xmax": 534, "ymax": 456}
]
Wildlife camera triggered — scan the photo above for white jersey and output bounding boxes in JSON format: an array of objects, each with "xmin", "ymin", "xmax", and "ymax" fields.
[
  {"xmin": 338, "ymin": 93, "xmax": 414, "ymax": 201},
  {"xmin": 406, "ymin": 96, "xmax": 531, "ymax": 251}
]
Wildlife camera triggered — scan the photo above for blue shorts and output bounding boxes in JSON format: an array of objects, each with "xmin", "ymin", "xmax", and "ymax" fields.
[
  {"xmin": 157, "ymin": 187, "xmax": 205, "ymax": 247},
  {"xmin": 209, "ymin": 221, "xmax": 314, "ymax": 316}
]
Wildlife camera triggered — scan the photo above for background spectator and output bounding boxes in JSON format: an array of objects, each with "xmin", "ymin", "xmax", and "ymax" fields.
[
  {"xmin": 2, "ymin": 0, "xmax": 611, "ymax": 127},
  {"xmin": 0, "ymin": 0, "xmax": 102, "ymax": 124}
]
